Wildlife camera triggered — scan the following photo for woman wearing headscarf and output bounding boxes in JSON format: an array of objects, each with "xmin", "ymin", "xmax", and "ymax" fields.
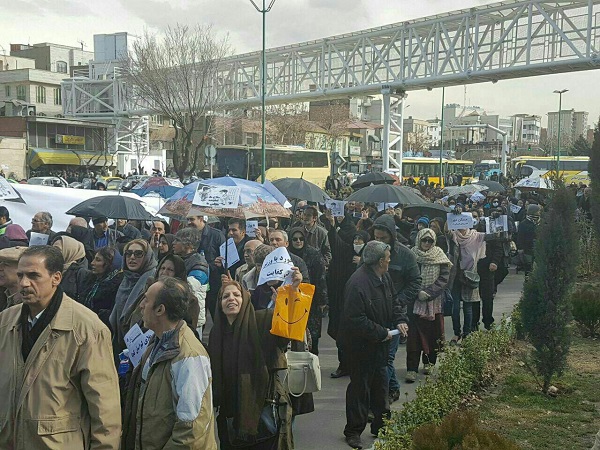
[
  {"xmin": 80, "ymin": 246, "xmax": 123, "ymax": 328},
  {"xmin": 53, "ymin": 235, "xmax": 89, "ymax": 302},
  {"xmin": 448, "ymin": 223, "xmax": 486, "ymax": 344},
  {"xmin": 110, "ymin": 238, "xmax": 157, "ymax": 355},
  {"xmin": 406, "ymin": 228, "xmax": 452, "ymax": 382},
  {"xmin": 157, "ymin": 233, "xmax": 176, "ymax": 261},
  {"xmin": 121, "ymin": 254, "xmax": 201, "ymax": 341},
  {"xmin": 208, "ymin": 280, "xmax": 294, "ymax": 450},
  {"xmin": 288, "ymin": 226, "xmax": 327, "ymax": 355}
]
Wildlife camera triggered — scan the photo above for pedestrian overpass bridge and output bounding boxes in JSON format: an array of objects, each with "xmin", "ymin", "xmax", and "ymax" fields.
[{"xmin": 63, "ymin": 0, "xmax": 600, "ymax": 170}]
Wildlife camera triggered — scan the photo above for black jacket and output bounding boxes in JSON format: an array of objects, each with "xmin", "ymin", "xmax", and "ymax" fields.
[
  {"xmin": 80, "ymin": 269, "xmax": 124, "ymax": 329},
  {"xmin": 516, "ymin": 218, "xmax": 537, "ymax": 255},
  {"xmin": 372, "ymin": 215, "xmax": 422, "ymax": 306},
  {"xmin": 198, "ymin": 224, "xmax": 225, "ymax": 265},
  {"xmin": 338, "ymin": 265, "xmax": 407, "ymax": 365},
  {"xmin": 60, "ymin": 258, "xmax": 89, "ymax": 302}
]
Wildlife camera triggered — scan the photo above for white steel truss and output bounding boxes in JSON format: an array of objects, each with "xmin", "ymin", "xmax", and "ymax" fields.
[
  {"xmin": 63, "ymin": 0, "xmax": 600, "ymax": 167},
  {"xmin": 213, "ymin": 0, "xmax": 600, "ymax": 107}
]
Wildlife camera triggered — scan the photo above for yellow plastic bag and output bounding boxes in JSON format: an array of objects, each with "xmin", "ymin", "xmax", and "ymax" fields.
[{"xmin": 270, "ymin": 283, "xmax": 315, "ymax": 342}]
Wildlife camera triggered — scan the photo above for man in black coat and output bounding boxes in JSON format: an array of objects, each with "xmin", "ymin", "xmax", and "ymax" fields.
[
  {"xmin": 475, "ymin": 217, "xmax": 504, "ymax": 330},
  {"xmin": 338, "ymin": 241, "xmax": 408, "ymax": 450},
  {"xmin": 516, "ymin": 204, "xmax": 541, "ymax": 275}
]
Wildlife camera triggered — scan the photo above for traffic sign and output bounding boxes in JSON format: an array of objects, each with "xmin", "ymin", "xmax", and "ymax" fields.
[{"xmin": 204, "ymin": 145, "xmax": 216, "ymax": 158}]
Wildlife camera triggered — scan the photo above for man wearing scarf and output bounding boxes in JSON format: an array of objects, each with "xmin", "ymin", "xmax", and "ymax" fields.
[{"xmin": 0, "ymin": 245, "xmax": 120, "ymax": 450}]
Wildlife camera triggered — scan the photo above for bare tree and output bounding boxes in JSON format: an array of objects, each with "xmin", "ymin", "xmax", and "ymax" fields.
[
  {"xmin": 123, "ymin": 25, "xmax": 230, "ymax": 180},
  {"xmin": 266, "ymin": 103, "xmax": 310, "ymax": 145}
]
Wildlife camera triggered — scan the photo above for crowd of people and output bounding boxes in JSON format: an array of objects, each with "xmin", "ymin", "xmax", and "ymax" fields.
[{"xmin": 0, "ymin": 171, "xmax": 592, "ymax": 450}]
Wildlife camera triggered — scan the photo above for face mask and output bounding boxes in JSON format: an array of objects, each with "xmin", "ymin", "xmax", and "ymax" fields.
[
  {"xmin": 449, "ymin": 205, "xmax": 456, "ymax": 211},
  {"xmin": 353, "ymin": 244, "xmax": 365, "ymax": 254}
]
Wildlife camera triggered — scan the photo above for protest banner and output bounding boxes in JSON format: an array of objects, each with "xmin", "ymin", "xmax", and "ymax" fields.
[
  {"xmin": 446, "ymin": 212, "xmax": 476, "ymax": 230},
  {"xmin": 246, "ymin": 220, "xmax": 259, "ymax": 236},
  {"xmin": 325, "ymin": 199, "xmax": 346, "ymax": 217},
  {"xmin": 257, "ymin": 247, "xmax": 294, "ymax": 286},
  {"xmin": 124, "ymin": 324, "xmax": 155, "ymax": 368},
  {"xmin": 193, "ymin": 185, "xmax": 241, "ymax": 209},
  {"xmin": 219, "ymin": 237, "xmax": 240, "ymax": 268}
]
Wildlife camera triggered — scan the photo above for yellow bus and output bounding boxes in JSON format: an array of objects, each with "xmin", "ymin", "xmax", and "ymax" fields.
[
  {"xmin": 447, "ymin": 159, "xmax": 475, "ymax": 185},
  {"xmin": 402, "ymin": 157, "xmax": 448, "ymax": 186},
  {"xmin": 215, "ymin": 145, "xmax": 331, "ymax": 187},
  {"xmin": 511, "ymin": 156, "xmax": 589, "ymax": 183}
]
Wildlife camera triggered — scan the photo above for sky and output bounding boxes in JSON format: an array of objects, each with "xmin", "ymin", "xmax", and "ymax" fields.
[{"xmin": 2, "ymin": 0, "xmax": 599, "ymax": 128}]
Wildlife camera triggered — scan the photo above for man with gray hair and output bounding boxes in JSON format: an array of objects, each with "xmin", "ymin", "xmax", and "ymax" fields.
[
  {"xmin": 26, "ymin": 211, "xmax": 57, "ymax": 243},
  {"xmin": 337, "ymin": 240, "xmax": 408, "ymax": 449}
]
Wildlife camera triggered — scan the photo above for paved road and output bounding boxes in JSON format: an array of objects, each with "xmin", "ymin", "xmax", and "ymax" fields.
[{"xmin": 292, "ymin": 271, "xmax": 525, "ymax": 450}]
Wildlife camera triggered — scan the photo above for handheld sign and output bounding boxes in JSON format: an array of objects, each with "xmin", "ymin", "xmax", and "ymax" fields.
[
  {"xmin": 325, "ymin": 200, "xmax": 347, "ymax": 217},
  {"xmin": 446, "ymin": 212, "xmax": 476, "ymax": 230},
  {"xmin": 219, "ymin": 238, "xmax": 240, "ymax": 269},
  {"xmin": 193, "ymin": 184, "xmax": 241, "ymax": 209},
  {"xmin": 485, "ymin": 215, "xmax": 509, "ymax": 234},
  {"xmin": 246, "ymin": 220, "xmax": 259, "ymax": 236},
  {"xmin": 470, "ymin": 192, "xmax": 486, "ymax": 203},
  {"xmin": 29, "ymin": 232, "xmax": 49, "ymax": 246},
  {"xmin": 510, "ymin": 204, "xmax": 522, "ymax": 214},
  {"xmin": 257, "ymin": 247, "xmax": 294, "ymax": 286},
  {"xmin": 124, "ymin": 324, "xmax": 155, "ymax": 368}
]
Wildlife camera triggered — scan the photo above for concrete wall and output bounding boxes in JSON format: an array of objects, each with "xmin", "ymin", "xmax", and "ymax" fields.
[
  {"xmin": 0, "ymin": 69, "xmax": 67, "ymax": 116},
  {"xmin": 0, "ymin": 136, "xmax": 27, "ymax": 179}
]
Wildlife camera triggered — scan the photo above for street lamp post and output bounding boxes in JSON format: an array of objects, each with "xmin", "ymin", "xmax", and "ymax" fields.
[
  {"xmin": 553, "ymin": 89, "xmax": 568, "ymax": 178},
  {"xmin": 439, "ymin": 87, "xmax": 445, "ymax": 186},
  {"xmin": 250, "ymin": 0, "xmax": 277, "ymax": 183}
]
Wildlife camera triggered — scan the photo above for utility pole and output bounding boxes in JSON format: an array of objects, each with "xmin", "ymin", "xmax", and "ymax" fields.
[
  {"xmin": 249, "ymin": 0, "xmax": 277, "ymax": 183},
  {"xmin": 439, "ymin": 87, "xmax": 445, "ymax": 187},
  {"xmin": 553, "ymin": 89, "xmax": 568, "ymax": 178}
]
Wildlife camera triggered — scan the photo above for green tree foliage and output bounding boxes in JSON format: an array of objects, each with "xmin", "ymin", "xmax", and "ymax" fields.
[
  {"xmin": 570, "ymin": 134, "xmax": 591, "ymax": 156},
  {"xmin": 519, "ymin": 186, "xmax": 579, "ymax": 392},
  {"xmin": 571, "ymin": 283, "xmax": 600, "ymax": 337},
  {"xmin": 590, "ymin": 117, "xmax": 600, "ymax": 239}
]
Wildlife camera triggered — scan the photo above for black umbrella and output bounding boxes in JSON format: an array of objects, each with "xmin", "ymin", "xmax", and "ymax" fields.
[
  {"xmin": 351, "ymin": 172, "xmax": 395, "ymax": 190},
  {"xmin": 66, "ymin": 195, "xmax": 155, "ymax": 220},
  {"xmin": 272, "ymin": 178, "xmax": 330, "ymax": 203},
  {"xmin": 402, "ymin": 203, "xmax": 451, "ymax": 220},
  {"xmin": 345, "ymin": 184, "xmax": 426, "ymax": 205},
  {"xmin": 475, "ymin": 180, "xmax": 506, "ymax": 193}
]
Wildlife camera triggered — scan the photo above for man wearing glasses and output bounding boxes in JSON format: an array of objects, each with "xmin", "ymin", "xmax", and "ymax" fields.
[{"xmin": 26, "ymin": 211, "xmax": 57, "ymax": 243}]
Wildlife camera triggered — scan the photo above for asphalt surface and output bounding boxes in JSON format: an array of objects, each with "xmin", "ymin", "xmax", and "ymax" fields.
[{"xmin": 292, "ymin": 271, "xmax": 525, "ymax": 450}]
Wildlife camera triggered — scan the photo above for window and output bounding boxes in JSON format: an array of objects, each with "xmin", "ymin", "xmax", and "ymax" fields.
[
  {"xmin": 56, "ymin": 61, "xmax": 68, "ymax": 74},
  {"xmin": 16, "ymin": 85, "xmax": 26, "ymax": 101},
  {"xmin": 36, "ymin": 86, "xmax": 46, "ymax": 104},
  {"xmin": 151, "ymin": 115, "xmax": 163, "ymax": 126},
  {"xmin": 4, "ymin": 86, "xmax": 10, "ymax": 97},
  {"xmin": 54, "ymin": 88, "xmax": 61, "ymax": 105}
]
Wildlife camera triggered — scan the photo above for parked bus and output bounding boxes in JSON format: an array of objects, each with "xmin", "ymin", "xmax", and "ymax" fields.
[
  {"xmin": 473, "ymin": 160, "xmax": 501, "ymax": 180},
  {"xmin": 447, "ymin": 159, "xmax": 475, "ymax": 184},
  {"xmin": 511, "ymin": 156, "xmax": 589, "ymax": 183},
  {"xmin": 402, "ymin": 157, "xmax": 447, "ymax": 186},
  {"xmin": 215, "ymin": 145, "xmax": 331, "ymax": 187}
]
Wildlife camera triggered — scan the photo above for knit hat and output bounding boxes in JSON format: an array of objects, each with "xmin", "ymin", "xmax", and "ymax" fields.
[
  {"xmin": 527, "ymin": 204, "xmax": 541, "ymax": 216},
  {"xmin": 417, "ymin": 216, "xmax": 430, "ymax": 227},
  {"xmin": 0, "ymin": 246, "xmax": 27, "ymax": 263},
  {"xmin": 253, "ymin": 244, "xmax": 276, "ymax": 266},
  {"xmin": 4, "ymin": 224, "xmax": 28, "ymax": 241}
]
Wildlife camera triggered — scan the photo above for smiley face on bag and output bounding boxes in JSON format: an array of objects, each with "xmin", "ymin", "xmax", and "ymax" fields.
[{"xmin": 276, "ymin": 292, "xmax": 310, "ymax": 325}]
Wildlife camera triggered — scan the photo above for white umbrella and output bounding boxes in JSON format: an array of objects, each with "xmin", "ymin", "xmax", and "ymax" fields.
[
  {"xmin": 443, "ymin": 184, "xmax": 488, "ymax": 197},
  {"xmin": 514, "ymin": 177, "xmax": 554, "ymax": 191}
]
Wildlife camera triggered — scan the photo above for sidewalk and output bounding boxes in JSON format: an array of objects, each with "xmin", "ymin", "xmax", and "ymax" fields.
[{"xmin": 292, "ymin": 271, "xmax": 524, "ymax": 450}]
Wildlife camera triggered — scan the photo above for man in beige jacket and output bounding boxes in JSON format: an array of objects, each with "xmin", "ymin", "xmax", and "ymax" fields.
[{"xmin": 0, "ymin": 245, "xmax": 121, "ymax": 450}]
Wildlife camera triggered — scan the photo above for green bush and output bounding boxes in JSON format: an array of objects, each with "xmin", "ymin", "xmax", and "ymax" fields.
[
  {"xmin": 375, "ymin": 320, "xmax": 514, "ymax": 450},
  {"xmin": 576, "ymin": 220, "xmax": 600, "ymax": 277},
  {"xmin": 571, "ymin": 283, "xmax": 600, "ymax": 337},
  {"xmin": 411, "ymin": 410, "xmax": 521, "ymax": 450}
]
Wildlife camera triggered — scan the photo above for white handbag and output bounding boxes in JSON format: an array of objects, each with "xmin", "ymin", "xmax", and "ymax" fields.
[{"xmin": 284, "ymin": 350, "xmax": 322, "ymax": 397}]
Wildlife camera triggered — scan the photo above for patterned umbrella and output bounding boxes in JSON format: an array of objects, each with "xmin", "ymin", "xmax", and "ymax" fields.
[
  {"xmin": 158, "ymin": 176, "xmax": 291, "ymax": 219},
  {"xmin": 131, "ymin": 177, "xmax": 184, "ymax": 198}
]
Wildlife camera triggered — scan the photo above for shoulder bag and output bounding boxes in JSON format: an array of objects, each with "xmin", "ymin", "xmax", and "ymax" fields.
[
  {"xmin": 457, "ymin": 242, "xmax": 480, "ymax": 290},
  {"xmin": 284, "ymin": 336, "xmax": 322, "ymax": 397}
]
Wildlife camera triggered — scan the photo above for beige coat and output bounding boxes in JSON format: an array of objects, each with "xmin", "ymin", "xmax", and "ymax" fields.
[{"xmin": 0, "ymin": 295, "xmax": 121, "ymax": 450}]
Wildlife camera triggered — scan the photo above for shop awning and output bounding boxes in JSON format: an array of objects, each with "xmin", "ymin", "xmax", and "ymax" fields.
[{"xmin": 29, "ymin": 148, "xmax": 115, "ymax": 169}]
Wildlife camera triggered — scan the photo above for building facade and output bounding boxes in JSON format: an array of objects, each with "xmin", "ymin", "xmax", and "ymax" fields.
[
  {"xmin": 10, "ymin": 42, "xmax": 93, "ymax": 74},
  {"xmin": 0, "ymin": 69, "xmax": 67, "ymax": 117},
  {"xmin": 547, "ymin": 109, "xmax": 589, "ymax": 149}
]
